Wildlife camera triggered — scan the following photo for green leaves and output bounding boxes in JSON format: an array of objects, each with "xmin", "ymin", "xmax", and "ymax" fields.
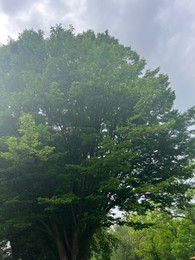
[
  {"xmin": 0, "ymin": 113, "xmax": 55, "ymax": 163},
  {"xmin": 0, "ymin": 26, "xmax": 194, "ymax": 259},
  {"xmin": 112, "ymin": 207, "xmax": 195, "ymax": 260}
]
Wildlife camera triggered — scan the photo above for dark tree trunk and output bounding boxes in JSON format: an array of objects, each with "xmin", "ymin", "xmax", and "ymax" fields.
[
  {"xmin": 9, "ymin": 239, "xmax": 18, "ymax": 260},
  {"xmin": 71, "ymin": 232, "xmax": 79, "ymax": 260},
  {"xmin": 56, "ymin": 239, "xmax": 69, "ymax": 260},
  {"xmin": 41, "ymin": 220, "xmax": 89, "ymax": 260}
]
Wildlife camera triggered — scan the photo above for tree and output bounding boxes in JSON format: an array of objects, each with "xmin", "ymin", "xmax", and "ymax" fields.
[
  {"xmin": 111, "ymin": 205, "xmax": 195, "ymax": 260},
  {"xmin": 0, "ymin": 25, "xmax": 194, "ymax": 260},
  {"xmin": 111, "ymin": 225, "xmax": 138, "ymax": 260},
  {"xmin": 90, "ymin": 228, "xmax": 118, "ymax": 260}
]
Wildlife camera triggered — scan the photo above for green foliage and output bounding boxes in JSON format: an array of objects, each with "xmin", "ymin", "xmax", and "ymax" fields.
[
  {"xmin": 0, "ymin": 25, "xmax": 194, "ymax": 259},
  {"xmin": 0, "ymin": 113, "xmax": 55, "ymax": 163},
  {"xmin": 90, "ymin": 229, "xmax": 119, "ymax": 260},
  {"xmin": 112, "ymin": 206, "xmax": 195, "ymax": 260},
  {"xmin": 111, "ymin": 225, "xmax": 137, "ymax": 260}
]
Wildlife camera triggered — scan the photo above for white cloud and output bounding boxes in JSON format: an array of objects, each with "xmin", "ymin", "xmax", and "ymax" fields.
[{"xmin": 0, "ymin": 13, "xmax": 9, "ymax": 43}]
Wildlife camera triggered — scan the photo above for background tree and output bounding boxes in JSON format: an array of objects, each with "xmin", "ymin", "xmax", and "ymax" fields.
[
  {"xmin": 0, "ymin": 25, "xmax": 194, "ymax": 260},
  {"xmin": 111, "ymin": 200, "xmax": 195, "ymax": 260},
  {"xmin": 90, "ymin": 228, "xmax": 118, "ymax": 260}
]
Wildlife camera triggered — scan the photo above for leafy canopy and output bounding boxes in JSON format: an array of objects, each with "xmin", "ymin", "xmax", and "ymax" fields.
[{"xmin": 0, "ymin": 25, "xmax": 194, "ymax": 260}]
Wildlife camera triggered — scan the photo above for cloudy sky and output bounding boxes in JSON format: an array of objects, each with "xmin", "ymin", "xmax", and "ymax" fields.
[{"xmin": 0, "ymin": 0, "xmax": 194, "ymax": 111}]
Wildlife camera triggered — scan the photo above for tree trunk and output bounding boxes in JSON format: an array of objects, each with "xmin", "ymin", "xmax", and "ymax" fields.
[
  {"xmin": 71, "ymin": 231, "xmax": 79, "ymax": 260},
  {"xmin": 9, "ymin": 240, "xmax": 18, "ymax": 260},
  {"xmin": 56, "ymin": 239, "xmax": 68, "ymax": 260},
  {"xmin": 41, "ymin": 220, "xmax": 81, "ymax": 260}
]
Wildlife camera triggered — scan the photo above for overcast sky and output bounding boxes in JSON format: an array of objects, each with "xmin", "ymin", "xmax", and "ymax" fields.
[{"xmin": 0, "ymin": 0, "xmax": 194, "ymax": 111}]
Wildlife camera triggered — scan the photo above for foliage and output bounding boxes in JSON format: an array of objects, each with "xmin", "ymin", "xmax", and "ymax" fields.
[
  {"xmin": 90, "ymin": 228, "xmax": 119, "ymax": 260},
  {"xmin": 0, "ymin": 25, "xmax": 194, "ymax": 259},
  {"xmin": 111, "ymin": 205, "xmax": 195, "ymax": 260},
  {"xmin": 0, "ymin": 113, "xmax": 54, "ymax": 163}
]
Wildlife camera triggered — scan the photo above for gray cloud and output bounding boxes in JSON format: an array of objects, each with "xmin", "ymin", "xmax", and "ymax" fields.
[
  {"xmin": 84, "ymin": 0, "xmax": 165, "ymax": 49},
  {"xmin": 0, "ymin": 0, "xmax": 38, "ymax": 15}
]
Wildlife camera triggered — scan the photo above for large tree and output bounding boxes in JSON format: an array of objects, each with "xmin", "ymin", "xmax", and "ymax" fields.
[{"xmin": 0, "ymin": 25, "xmax": 194, "ymax": 260}]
